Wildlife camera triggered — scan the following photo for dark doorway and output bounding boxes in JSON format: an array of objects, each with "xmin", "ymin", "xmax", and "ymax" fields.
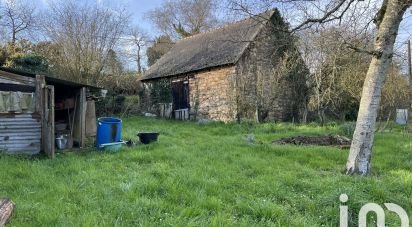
[{"xmin": 172, "ymin": 80, "xmax": 189, "ymax": 110}]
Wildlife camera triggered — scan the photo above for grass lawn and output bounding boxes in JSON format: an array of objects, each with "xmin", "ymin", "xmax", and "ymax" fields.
[{"xmin": 1, "ymin": 117, "xmax": 411, "ymax": 226}]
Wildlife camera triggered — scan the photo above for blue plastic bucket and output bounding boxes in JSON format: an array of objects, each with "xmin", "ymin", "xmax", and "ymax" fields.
[{"xmin": 96, "ymin": 117, "xmax": 122, "ymax": 149}]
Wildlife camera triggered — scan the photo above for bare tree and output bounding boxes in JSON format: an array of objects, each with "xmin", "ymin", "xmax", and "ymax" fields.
[
  {"xmin": 302, "ymin": 28, "xmax": 343, "ymax": 125},
  {"xmin": 41, "ymin": 0, "xmax": 130, "ymax": 83},
  {"xmin": 345, "ymin": 0, "xmax": 410, "ymax": 175},
  {"xmin": 0, "ymin": 0, "xmax": 37, "ymax": 48},
  {"xmin": 228, "ymin": 0, "xmax": 411, "ymax": 175},
  {"xmin": 377, "ymin": 62, "xmax": 410, "ymax": 131},
  {"xmin": 300, "ymin": 27, "xmax": 373, "ymax": 124},
  {"xmin": 146, "ymin": 0, "xmax": 220, "ymax": 39},
  {"xmin": 126, "ymin": 27, "xmax": 148, "ymax": 74}
]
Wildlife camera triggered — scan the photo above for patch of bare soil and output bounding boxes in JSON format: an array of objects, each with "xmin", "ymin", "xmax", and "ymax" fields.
[{"xmin": 273, "ymin": 135, "xmax": 351, "ymax": 148}]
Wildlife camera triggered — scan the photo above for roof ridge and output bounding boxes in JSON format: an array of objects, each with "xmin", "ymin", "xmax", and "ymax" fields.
[
  {"xmin": 141, "ymin": 9, "xmax": 279, "ymax": 81},
  {"xmin": 180, "ymin": 9, "xmax": 275, "ymax": 42}
]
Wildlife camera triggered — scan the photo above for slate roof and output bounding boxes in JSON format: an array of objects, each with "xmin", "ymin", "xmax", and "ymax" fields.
[{"xmin": 141, "ymin": 10, "xmax": 275, "ymax": 81}]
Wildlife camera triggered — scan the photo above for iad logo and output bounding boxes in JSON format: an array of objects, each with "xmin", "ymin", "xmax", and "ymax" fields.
[{"xmin": 339, "ymin": 194, "xmax": 409, "ymax": 227}]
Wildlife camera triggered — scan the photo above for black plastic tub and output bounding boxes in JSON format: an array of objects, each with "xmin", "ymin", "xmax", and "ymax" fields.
[{"xmin": 137, "ymin": 132, "xmax": 159, "ymax": 144}]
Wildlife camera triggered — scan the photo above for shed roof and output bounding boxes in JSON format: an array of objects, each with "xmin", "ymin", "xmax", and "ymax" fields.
[
  {"xmin": 0, "ymin": 67, "xmax": 101, "ymax": 90},
  {"xmin": 141, "ymin": 10, "xmax": 275, "ymax": 81}
]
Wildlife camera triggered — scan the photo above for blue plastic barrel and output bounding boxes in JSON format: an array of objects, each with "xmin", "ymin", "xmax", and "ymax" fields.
[{"xmin": 96, "ymin": 117, "xmax": 122, "ymax": 149}]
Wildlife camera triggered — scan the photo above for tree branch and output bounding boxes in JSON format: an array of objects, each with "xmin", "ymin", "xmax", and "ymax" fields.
[
  {"xmin": 291, "ymin": 0, "xmax": 355, "ymax": 32},
  {"xmin": 343, "ymin": 41, "xmax": 382, "ymax": 57}
]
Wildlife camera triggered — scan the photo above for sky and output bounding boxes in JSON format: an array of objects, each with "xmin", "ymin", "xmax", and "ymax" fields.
[
  {"xmin": 32, "ymin": 0, "xmax": 164, "ymax": 70},
  {"xmin": 104, "ymin": 0, "xmax": 164, "ymax": 36},
  {"xmin": 28, "ymin": 0, "xmax": 412, "ymax": 71},
  {"xmin": 33, "ymin": 0, "xmax": 412, "ymax": 41},
  {"xmin": 35, "ymin": 0, "xmax": 163, "ymax": 36}
]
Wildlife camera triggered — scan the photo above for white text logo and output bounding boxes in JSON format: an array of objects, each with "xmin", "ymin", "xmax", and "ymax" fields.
[{"xmin": 339, "ymin": 194, "xmax": 409, "ymax": 227}]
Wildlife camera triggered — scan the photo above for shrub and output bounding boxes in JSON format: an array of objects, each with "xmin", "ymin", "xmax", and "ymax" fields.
[
  {"xmin": 98, "ymin": 74, "xmax": 144, "ymax": 95},
  {"xmin": 6, "ymin": 53, "xmax": 49, "ymax": 74},
  {"xmin": 121, "ymin": 96, "xmax": 141, "ymax": 116},
  {"xmin": 96, "ymin": 95, "xmax": 141, "ymax": 117}
]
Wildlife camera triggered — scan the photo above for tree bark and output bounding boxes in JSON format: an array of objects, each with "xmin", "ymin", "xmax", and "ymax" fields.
[
  {"xmin": 346, "ymin": 0, "xmax": 409, "ymax": 175},
  {"xmin": 0, "ymin": 198, "xmax": 15, "ymax": 226},
  {"xmin": 137, "ymin": 44, "xmax": 142, "ymax": 74}
]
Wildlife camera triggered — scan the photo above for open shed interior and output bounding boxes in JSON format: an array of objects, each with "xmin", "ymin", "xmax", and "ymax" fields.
[
  {"xmin": 54, "ymin": 84, "xmax": 80, "ymax": 148},
  {"xmin": 53, "ymin": 85, "xmax": 98, "ymax": 149},
  {"xmin": 46, "ymin": 81, "xmax": 99, "ymax": 152},
  {"xmin": 0, "ymin": 68, "xmax": 100, "ymax": 157}
]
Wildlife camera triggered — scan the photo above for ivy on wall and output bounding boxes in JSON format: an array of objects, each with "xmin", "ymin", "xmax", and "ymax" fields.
[{"xmin": 149, "ymin": 78, "xmax": 173, "ymax": 104}]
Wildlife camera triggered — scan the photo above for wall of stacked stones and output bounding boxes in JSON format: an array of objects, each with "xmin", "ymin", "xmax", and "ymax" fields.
[{"xmin": 189, "ymin": 66, "xmax": 237, "ymax": 122}]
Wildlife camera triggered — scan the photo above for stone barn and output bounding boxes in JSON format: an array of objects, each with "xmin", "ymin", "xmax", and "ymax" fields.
[{"xmin": 141, "ymin": 9, "xmax": 308, "ymax": 122}]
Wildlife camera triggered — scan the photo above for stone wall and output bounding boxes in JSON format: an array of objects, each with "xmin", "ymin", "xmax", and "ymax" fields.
[
  {"xmin": 235, "ymin": 10, "xmax": 308, "ymax": 122},
  {"xmin": 189, "ymin": 66, "xmax": 237, "ymax": 122}
]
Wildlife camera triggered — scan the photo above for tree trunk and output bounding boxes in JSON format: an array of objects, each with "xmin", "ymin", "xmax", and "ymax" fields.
[
  {"xmin": 137, "ymin": 44, "xmax": 142, "ymax": 74},
  {"xmin": 11, "ymin": 30, "xmax": 17, "ymax": 53},
  {"xmin": 346, "ymin": 0, "xmax": 409, "ymax": 175},
  {"xmin": 301, "ymin": 103, "xmax": 308, "ymax": 124},
  {"xmin": 318, "ymin": 106, "xmax": 325, "ymax": 126},
  {"xmin": 0, "ymin": 198, "xmax": 15, "ymax": 226}
]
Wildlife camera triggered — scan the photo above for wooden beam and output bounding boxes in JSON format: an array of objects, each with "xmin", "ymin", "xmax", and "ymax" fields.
[
  {"xmin": 0, "ymin": 198, "xmax": 15, "ymax": 226},
  {"xmin": 47, "ymin": 85, "xmax": 55, "ymax": 159},
  {"xmin": 35, "ymin": 75, "xmax": 45, "ymax": 114},
  {"xmin": 35, "ymin": 75, "xmax": 46, "ymax": 152},
  {"xmin": 43, "ymin": 82, "xmax": 49, "ymax": 156},
  {"xmin": 41, "ymin": 85, "xmax": 56, "ymax": 159},
  {"xmin": 0, "ymin": 70, "xmax": 35, "ymax": 85},
  {"xmin": 79, "ymin": 87, "xmax": 87, "ymax": 148},
  {"xmin": 0, "ymin": 83, "xmax": 35, "ymax": 92}
]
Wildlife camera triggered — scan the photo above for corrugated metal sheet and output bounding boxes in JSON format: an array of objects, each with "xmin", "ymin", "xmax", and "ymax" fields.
[{"xmin": 0, "ymin": 114, "xmax": 41, "ymax": 155}]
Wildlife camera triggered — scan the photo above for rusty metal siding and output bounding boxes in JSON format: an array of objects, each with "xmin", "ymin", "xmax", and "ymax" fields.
[{"xmin": 0, "ymin": 114, "xmax": 41, "ymax": 154}]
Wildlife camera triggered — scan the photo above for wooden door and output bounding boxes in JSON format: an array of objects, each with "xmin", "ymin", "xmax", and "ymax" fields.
[{"xmin": 172, "ymin": 80, "xmax": 189, "ymax": 110}]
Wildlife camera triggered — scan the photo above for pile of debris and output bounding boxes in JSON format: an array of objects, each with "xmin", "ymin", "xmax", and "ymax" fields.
[
  {"xmin": 273, "ymin": 135, "xmax": 351, "ymax": 148},
  {"xmin": 0, "ymin": 198, "xmax": 14, "ymax": 226}
]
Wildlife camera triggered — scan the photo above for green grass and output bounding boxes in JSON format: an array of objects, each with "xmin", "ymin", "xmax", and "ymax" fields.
[{"xmin": 1, "ymin": 117, "xmax": 411, "ymax": 226}]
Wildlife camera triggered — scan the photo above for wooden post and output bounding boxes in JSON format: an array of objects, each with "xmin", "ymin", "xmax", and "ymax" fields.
[
  {"xmin": 43, "ymin": 83, "xmax": 48, "ymax": 155},
  {"xmin": 35, "ymin": 75, "xmax": 44, "ymax": 116},
  {"xmin": 47, "ymin": 85, "xmax": 55, "ymax": 159},
  {"xmin": 0, "ymin": 198, "xmax": 15, "ymax": 226},
  {"xmin": 79, "ymin": 87, "xmax": 87, "ymax": 148},
  {"xmin": 35, "ymin": 75, "xmax": 46, "ymax": 152},
  {"xmin": 36, "ymin": 75, "xmax": 55, "ymax": 159}
]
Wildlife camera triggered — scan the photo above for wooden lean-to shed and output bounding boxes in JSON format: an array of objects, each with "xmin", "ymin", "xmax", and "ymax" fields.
[{"xmin": 0, "ymin": 67, "xmax": 101, "ymax": 158}]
